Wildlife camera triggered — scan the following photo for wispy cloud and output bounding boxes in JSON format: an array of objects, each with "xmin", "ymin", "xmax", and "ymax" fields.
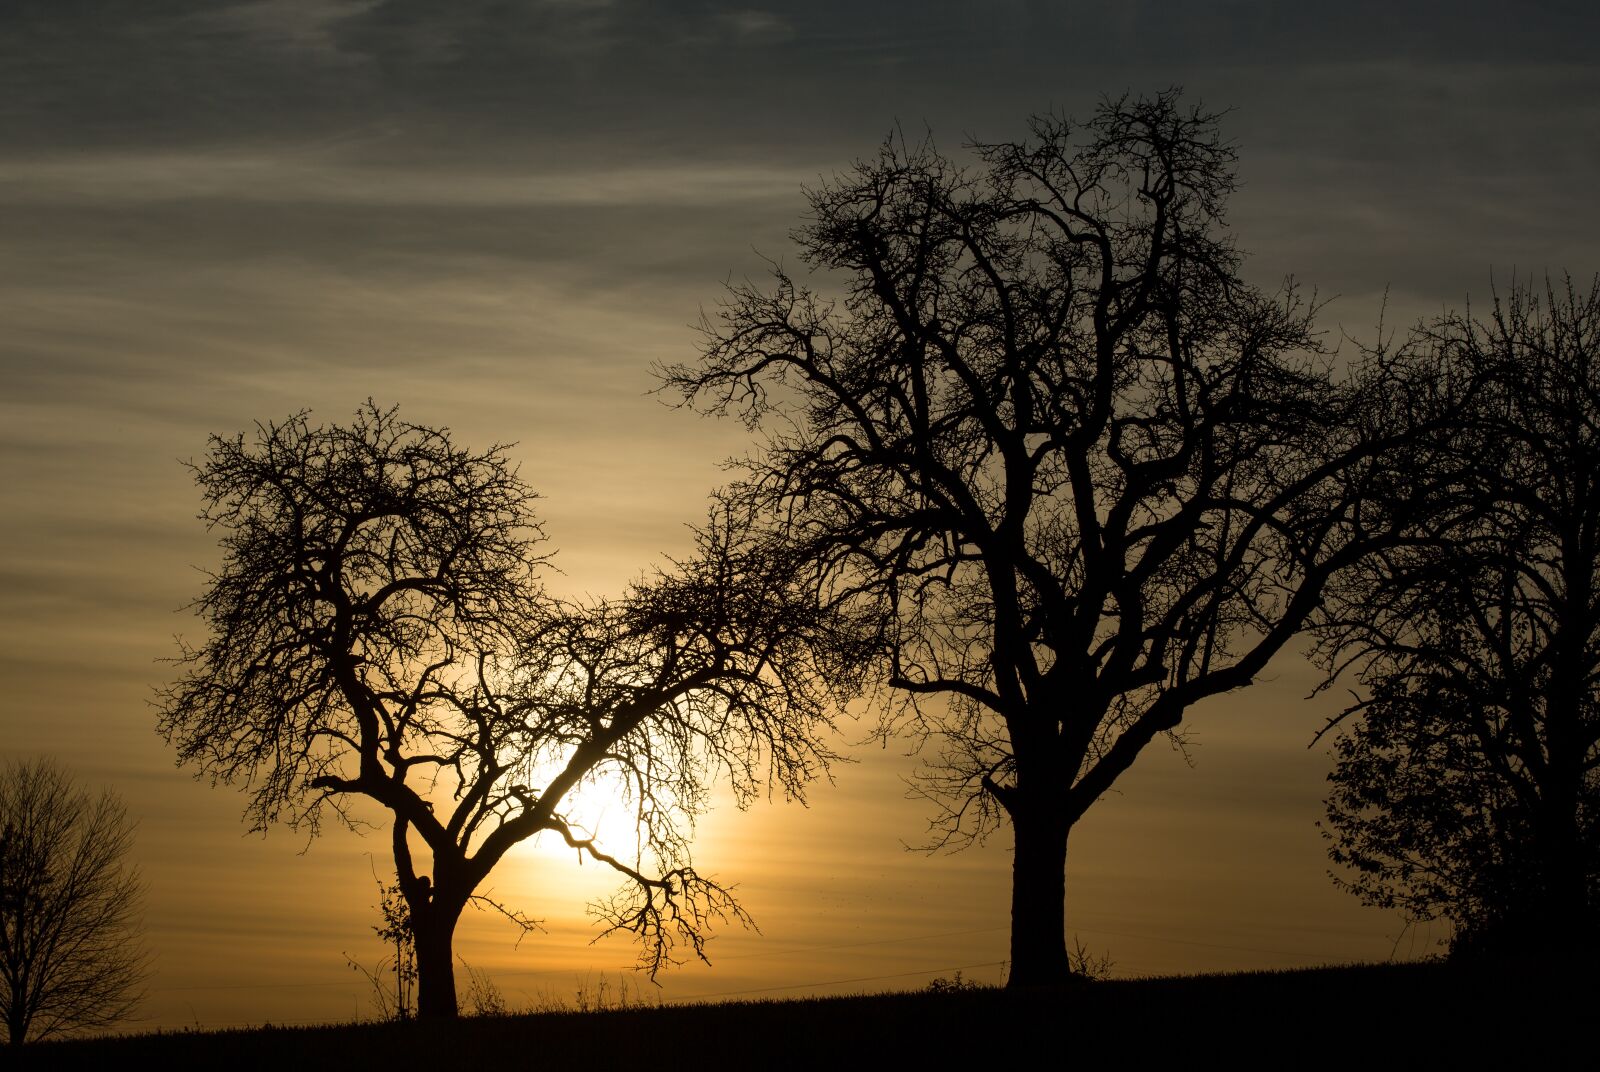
[{"xmin": 1, "ymin": 151, "xmax": 816, "ymax": 208}]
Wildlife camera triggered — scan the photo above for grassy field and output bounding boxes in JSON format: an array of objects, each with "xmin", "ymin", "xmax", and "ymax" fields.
[{"xmin": 20, "ymin": 962, "xmax": 1593, "ymax": 1068}]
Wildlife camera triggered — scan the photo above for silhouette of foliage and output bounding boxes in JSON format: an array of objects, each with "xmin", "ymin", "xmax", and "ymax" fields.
[
  {"xmin": 1067, "ymin": 934, "xmax": 1115, "ymax": 981},
  {"xmin": 460, "ymin": 961, "xmax": 509, "ymax": 1018},
  {"xmin": 158, "ymin": 403, "xmax": 860, "ymax": 1018},
  {"xmin": 373, "ymin": 878, "xmax": 415, "ymax": 1017},
  {"xmin": 0, "ymin": 757, "xmax": 149, "ymax": 1046},
  {"xmin": 1313, "ymin": 275, "xmax": 1600, "ymax": 960},
  {"xmin": 925, "ymin": 970, "xmax": 986, "ymax": 994},
  {"xmin": 346, "ymin": 874, "xmax": 417, "ymax": 1022},
  {"xmin": 663, "ymin": 90, "xmax": 1429, "ymax": 986}
]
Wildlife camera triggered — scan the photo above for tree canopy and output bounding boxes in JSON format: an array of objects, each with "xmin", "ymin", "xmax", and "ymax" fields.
[
  {"xmin": 1313, "ymin": 275, "xmax": 1600, "ymax": 960},
  {"xmin": 158, "ymin": 404, "xmax": 859, "ymax": 1016},
  {"xmin": 663, "ymin": 90, "xmax": 1423, "ymax": 985}
]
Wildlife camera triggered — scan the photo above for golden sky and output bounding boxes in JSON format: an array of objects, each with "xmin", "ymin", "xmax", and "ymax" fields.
[{"xmin": 2, "ymin": 0, "xmax": 1595, "ymax": 1032}]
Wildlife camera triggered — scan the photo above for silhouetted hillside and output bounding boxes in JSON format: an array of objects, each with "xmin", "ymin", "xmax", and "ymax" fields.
[{"xmin": 23, "ymin": 962, "xmax": 1593, "ymax": 1069}]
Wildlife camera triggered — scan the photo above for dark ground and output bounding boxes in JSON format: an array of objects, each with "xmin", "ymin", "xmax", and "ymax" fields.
[{"xmin": 20, "ymin": 962, "xmax": 1594, "ymax": 1069}]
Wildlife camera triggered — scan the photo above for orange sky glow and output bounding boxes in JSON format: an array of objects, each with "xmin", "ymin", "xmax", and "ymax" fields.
[{"xmin": 2, "ymin": 0, "xmax": 1593, "ymax": 1035}]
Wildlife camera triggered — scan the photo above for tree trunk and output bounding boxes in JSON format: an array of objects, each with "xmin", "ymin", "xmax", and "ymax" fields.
[
  {"xmin": 1532, "ymin": 661, "xmax": 1593, "ymax": 961},
  {"xmin": 1533, "ymin": 782, "xmax": 1592, "ymax": 959},
  {"xmin": 413, "ymin": 905, "xmax": 461, "ymax": 1020},
  {"xmin": 1006, "ymin": 807, "xmax": 1072, "ymax": 987}
]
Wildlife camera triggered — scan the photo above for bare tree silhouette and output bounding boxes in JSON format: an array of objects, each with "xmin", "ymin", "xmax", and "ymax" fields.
[
  {"xmin": 158, "ymin": 403, "xmax": 859, "ymax": 1018},
  {"xmin": 1313, "ymin": 274, "xmax": 1600, "ymax": 961},
  {"xmin": 0, "ymin": 757, "xmax": 149, "ymax": 1046},
  {"xmin": 662, "ymin": 91, "xmax": 1429, "ymax": 986}
]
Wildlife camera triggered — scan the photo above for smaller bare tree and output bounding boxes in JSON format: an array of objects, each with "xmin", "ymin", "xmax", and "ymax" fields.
[
  {"xmin": 346, "ymin": 872, "xmax": 418, "ymax": 1022},
  {"xmin": 159, "ymin": 404, "xmax": 864, "ymax": 1018},
  {"xmin": 0, "ymin": 758, "xmax": 149, "ymax": 1046}
]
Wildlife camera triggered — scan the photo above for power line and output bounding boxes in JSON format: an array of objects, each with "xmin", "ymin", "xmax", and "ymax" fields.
[
  {"xmin": 1065, "ymin": 924, "xmax": 1347, "ymax": 963},
  {"xmin": 484, "ymin": 923, "xmax": 1012, "ymax": 980},
  {"xmin": 151, "ymin": 979, "xmax": 366, "ymax": 994},
  {"xmin": 713, "ymin": 924, "xmax": 1010, "ymax": 962},
  {"xmin": 661, "ymin": 960, "xmax": 1010, "ymax": 1003},
  {"xmin": 143, "ymin": 922, "xmax": 1359, "ymax": 1000}
]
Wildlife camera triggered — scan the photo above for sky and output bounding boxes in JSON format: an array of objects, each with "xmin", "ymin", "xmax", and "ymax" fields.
[{"xmin": 2, "ymin": 0, "xmax": 1597, "ymax": 1033}]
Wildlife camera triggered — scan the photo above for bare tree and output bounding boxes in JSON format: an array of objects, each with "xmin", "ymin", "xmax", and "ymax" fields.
[
  {"xmin": 662, "ymin": 91, "xmax": 1424, "ymax": 986},
  {"xmin": 0, "ymin": 758, "xmax": 149, "ymax": 1046},
  {"xmin": 157, "ymin": 403, "xmax": 857, "ymax": 1018},
  {"xmin": 1313, "ymin": 275, "xmax": 1600, "ymax": 960}
]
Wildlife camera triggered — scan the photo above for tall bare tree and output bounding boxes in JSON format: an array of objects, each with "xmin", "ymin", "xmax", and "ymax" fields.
[
  {"xmin": 1313, "ymin": 275, "xmax": 1600, "ymax": 960},
  {"xmin": 662, "ymin": 91, "xmax": 1422, "ymax": 986},
  {"xmin": 0, "ymin": 758, "xmax": 149, "ymax": 1046},
  {"xmin": 158, "ymin": 404, "xmax": 858, "ymax": 1018}
]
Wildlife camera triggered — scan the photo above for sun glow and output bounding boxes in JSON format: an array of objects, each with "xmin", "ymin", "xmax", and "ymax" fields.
[
  {"xmin": 551, "ymin": 772, "xmax": 647, "ymax": 861},
  {"xmin": 517, "ymin": 756, "xmax": 650, "ymax": 868}
]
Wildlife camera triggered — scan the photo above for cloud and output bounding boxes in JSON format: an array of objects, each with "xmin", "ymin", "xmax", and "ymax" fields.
[
  {"xmin": 7, "ymin": 1, "xmax": 1596, "ymax": 173},
  {"xmin": 0, "ymin": 150, "xmax": 815, "ymax": 209}
]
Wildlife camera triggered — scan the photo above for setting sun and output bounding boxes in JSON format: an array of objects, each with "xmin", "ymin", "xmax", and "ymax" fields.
[{"xmin": 3, "ymin": 0, "xmax": 1595, "ymax": 1051}]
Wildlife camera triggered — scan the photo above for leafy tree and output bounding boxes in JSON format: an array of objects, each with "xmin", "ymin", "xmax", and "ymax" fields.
[
  {"xmin": 0, "ymin": 757, "xmax": 149, "ymax": 1046},
  {"xmin": 158, "ymin": 403, "xmax": 856, "ymax": 1018},
  {"xmin": 1313, "ymin": 275, "xmax": 1600, "ymax": 959},
  {"xmin": 662, "ymin": 91, "xmax": 1418, "ymax": 985}
]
